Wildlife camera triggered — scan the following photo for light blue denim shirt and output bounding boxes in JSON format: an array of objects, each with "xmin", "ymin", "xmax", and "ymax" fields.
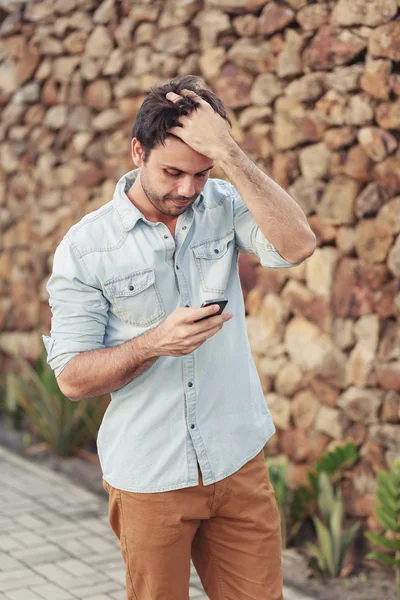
[{"xmin": 43, "ymin": 169, "xmax": 302, "ymax": 493}]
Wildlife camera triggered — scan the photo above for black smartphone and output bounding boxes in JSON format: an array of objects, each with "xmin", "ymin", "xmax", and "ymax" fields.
[{"xmin": 194, "ymin": 298, "xmax": 228, "ymax": 322}]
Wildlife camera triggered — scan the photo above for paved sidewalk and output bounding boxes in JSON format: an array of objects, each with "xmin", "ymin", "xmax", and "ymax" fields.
[{"xmin": 0, "ymin": 446, "xmax": 315, "ymax": 600}]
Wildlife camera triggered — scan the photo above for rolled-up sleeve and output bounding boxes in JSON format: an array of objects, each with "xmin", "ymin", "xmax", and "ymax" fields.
[
  {"xmin": 230, "ymin": 184, "xmax": 303, "ymax": 269},
  {"xmin": 42, "ymin": 238, "xmax": 109, "ymax": 377}
]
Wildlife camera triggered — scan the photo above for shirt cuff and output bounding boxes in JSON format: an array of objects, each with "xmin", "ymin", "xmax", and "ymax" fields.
[
  {"xmin": 42, "ymin": 335, "xmax": 102, "ymax": 378},
  {"xmin": 255, "ymin": 229, "xmax": 303, "ymax": 269}
]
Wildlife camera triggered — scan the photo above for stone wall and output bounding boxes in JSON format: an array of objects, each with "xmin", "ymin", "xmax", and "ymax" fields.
[{"xmin": 0, "ymin": 0, "xmax": 399, "ymax": 519}]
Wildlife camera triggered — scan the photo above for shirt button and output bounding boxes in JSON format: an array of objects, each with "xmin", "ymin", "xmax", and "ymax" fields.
[
  {"xmin": 190, "ymin": 424, "xmax": 195, "ymax": 429},
  {"xmin": 176, "ymin": 265, "xmax": 179, "ymax": 270},
  {"xmin": 188, "ymin": 382, "xmax": 193, "ymax": 388},
  {"xmin": 214, "ymin": 249, "xmax": 219, "ymax": 254},
  {"xmin": 182, "ymin": 226, "xmax": 187, "ymax": 230},
  {"xmin": 129, "ymin": 285, "xmax": 134, "ymax": 291},
  {"xmin": 164, "ymin": 235, "xmax": 168, "ymax": 239},
  {"xmin": 185, "ymin": 304, "xmax": 190, "ymax": 308}
]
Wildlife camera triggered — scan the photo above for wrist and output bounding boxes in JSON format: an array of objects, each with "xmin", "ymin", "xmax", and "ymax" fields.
[
  {"xmin": 142, "ymin": 326, "xmax": 164, "ymax": 358},
  {"xmin": 218, "ymin": 137, "xmax": 240, "ymax": 168}
]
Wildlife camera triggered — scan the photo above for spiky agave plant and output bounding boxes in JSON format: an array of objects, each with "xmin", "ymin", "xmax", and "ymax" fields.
[
  {"xmin": 291, "ymin": 442, "xmax": 359, "ymax": 539},
  {"xmin": 3, "ymin": 350, "xmax": 106, "ymax": 457},
  {"xmin": 306, "ymin": 471, "xmax": 360, "ymax": 579},
  {"xmin": 364, "ymin": 460, "xmax": 400, "ymax": 599}
]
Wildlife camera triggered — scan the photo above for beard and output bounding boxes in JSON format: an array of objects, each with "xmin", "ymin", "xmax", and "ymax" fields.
[{"xmin": 140, "ymin": 170, "xmax": 198, "ymax": 217}]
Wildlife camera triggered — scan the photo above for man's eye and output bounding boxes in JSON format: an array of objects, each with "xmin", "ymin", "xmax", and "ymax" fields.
[
  {"xmin": 196, "ymin": 173, "xmax": 207, "ymax": 178},
  {"xmin": 167, "ymin": 171, "xmax": 180, "ymax": 177}
]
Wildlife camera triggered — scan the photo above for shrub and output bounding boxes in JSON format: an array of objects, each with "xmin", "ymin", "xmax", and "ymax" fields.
[
  {"xmin": 2, "ymin": 350, "xmax": 107, "ymax": 457},
  {"xmin": 291, "ymin": 442, "xmax": 359, "ymax": 537},
  {"xmin": 364, "ymin": 459, "xmax": 400, "ymax": 599},
  {"xmin": 306, "ymin": 471, "xmax": 360, "ymax": 579}
]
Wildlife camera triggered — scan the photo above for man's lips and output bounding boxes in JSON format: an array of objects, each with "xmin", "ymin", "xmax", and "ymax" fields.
[{"xmin": 169, "ymin": 198, "xmax": 195, "ymax": 204}]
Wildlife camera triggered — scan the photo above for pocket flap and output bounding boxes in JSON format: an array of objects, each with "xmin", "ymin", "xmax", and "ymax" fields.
[
  {"xmin": 104, "ymin": 268, "xmax": 155, "ymax": 298},
  {"xmin": 192, "ymin": 230, "xmax": 234, "ymax": 260}
]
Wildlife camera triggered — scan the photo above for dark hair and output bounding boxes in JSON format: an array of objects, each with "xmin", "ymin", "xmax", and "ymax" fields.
[{"xmin": 131, "ymin": 75, "xmax": 231, "ymax": 159}]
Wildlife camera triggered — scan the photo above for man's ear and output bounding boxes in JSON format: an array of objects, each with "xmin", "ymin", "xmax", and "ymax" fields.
[{"xmin": 131, "ymin": 138, "xmax": 146, "ymax": 167}]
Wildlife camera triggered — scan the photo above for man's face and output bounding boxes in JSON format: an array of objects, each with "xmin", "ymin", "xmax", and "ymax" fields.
[{"xmin": 138, "ymin": 137, "xmax": 214, "ymax": 217}]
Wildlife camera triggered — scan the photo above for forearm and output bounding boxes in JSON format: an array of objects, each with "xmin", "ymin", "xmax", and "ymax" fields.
[
  {"xmin": 219, "ymin": 140, "xmax": 316, "ymax": 264},
  {"xmin": 58, "ymin": 329, "xmax": 159, "ymax": 401}
]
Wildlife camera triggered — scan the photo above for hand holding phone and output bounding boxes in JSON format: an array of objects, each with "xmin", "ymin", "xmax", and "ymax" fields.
[
  {"xmin": 150, "ymin": 300, "xmax": 232, "ymax": 356},
  {"xmin": 194, "ymin": 298, "xmax": 228, "ymax": 322}
]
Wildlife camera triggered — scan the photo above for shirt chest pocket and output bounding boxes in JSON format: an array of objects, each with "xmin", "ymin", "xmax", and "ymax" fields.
[
  {"xmin": 191, "ymin": 230, "xmax": 235, "ymax": 294},
  {"xmin": 103, "ymin": 268, "xmax": 165, "ymax": 327}
]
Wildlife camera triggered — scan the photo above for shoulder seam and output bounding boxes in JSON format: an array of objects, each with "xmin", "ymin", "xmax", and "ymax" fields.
[
  {"xmin": 70, "ymin": 203, "xmax": 114, "ymax": 234},
  {"xmin": 64, "ymin": 235, "xmax": 97, "ymax": 287}
]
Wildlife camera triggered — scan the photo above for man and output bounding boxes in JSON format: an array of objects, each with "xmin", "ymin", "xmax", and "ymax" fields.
[{"xmin": 43, "ymin": 75, "xmax": 316, "ymax": 600}]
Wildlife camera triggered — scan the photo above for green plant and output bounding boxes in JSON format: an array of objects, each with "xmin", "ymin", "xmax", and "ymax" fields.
[
  {"xmin": 306, "ymin": 471, "xmax": 361, "ymax": 579},
  {"xmin": 2, "ymin": 350, "xmax": 107, "ymax": 457},
  {"xmin": 0, "ymin": 376, "xmax": 24, "ymax": 429},
  {"xmin": 291, "ymin": 442, "xmax": 359, "ymax": 536},
  {"xmin": 364, "ymin": 459, "xmax": 400, "ymax": 599},
  {"xmin": 265, "ymin": 456, "xmax": 290, "ymax": 548}
]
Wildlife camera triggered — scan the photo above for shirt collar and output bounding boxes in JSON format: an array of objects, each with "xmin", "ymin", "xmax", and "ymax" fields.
[{"xmin": 113, "ymin": 168, "xmax": 205, "ymax": 232}]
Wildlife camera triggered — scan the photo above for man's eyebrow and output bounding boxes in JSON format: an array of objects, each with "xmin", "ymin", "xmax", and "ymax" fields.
[{"xmin": 162, "ymin": 165, "xmax": 214, "ymax": 175}]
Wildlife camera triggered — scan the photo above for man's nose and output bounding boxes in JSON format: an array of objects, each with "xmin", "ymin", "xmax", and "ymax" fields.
[{"xmin": 177, "ymin": 176, "xmax": 196, "ymax": 198}]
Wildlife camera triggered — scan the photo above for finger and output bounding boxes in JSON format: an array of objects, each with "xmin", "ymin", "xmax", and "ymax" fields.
[
  {"xmin": 166, "ymin": 91, "xmax": 184, "ymax": 103},
  {"xmin": 180, "ymin": 89, "xmax": 205, "ymax": 103},
  {"xmin": 193, "ymin": 312, "xmax": 233, "ymax": 330},
  {"xmin": 183, "ymin": 304, "xmax": 221, "ymax": 323},
  {"xmin": 169, "ymin": 126, "xmax": 185, "ymax": 139}
]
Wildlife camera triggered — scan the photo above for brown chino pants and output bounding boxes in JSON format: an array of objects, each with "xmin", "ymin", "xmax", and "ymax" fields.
[{"xmin": 103, "ymin": 450, "xmax": 283, "ymax": 600}]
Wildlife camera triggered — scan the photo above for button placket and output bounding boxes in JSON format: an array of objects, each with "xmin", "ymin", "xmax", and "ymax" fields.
[
  {"xmin": 183, "ymin": 352, "xmax": 212, "ymax": 482},
  {"xmin": 174, "ymin": 211, "xmax": 192, "ymax": 268}
]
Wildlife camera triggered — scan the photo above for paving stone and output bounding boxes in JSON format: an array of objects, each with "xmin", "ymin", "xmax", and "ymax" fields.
[
  {"xmin": 78, "ymin": 536, "xmax": 116, "ymax": 554},
  {"xmin": 29, "ymin": 584, "xmax": 76, "ymax": 600},
  {"xmin": 0, "ymin": 491, "xmax": 22, "ymax": 505},
  {"xmin": 61, "ymin": 505, "xmax": 104, "ymax": 519},
  {"xmin": 84, "ymin": 554, "xmax": 123, "ymax": 569},
  {"xmin": 1, "ymin": 503, "xmax": 39, "ymax": 517},
  {"xmin": 0, "ymin": 519, "xmax": 17, "ymax": 534},
  {"xmin": 0, "ymin": 536, "xmax": 22, "ymax": 552},
  {"xmin": 60, "ymin": 538, "xmax": 98, "ymax": 558},
  {"xmin": 14, "ymin": 515, "xmax": 48, "ymax": 530},
  {"xmin": 56, "ymin": 558, "xmax": 100, "ymax": 577},
  {"xmin": 41, "ymin": 523, "xmax": 89, "ymax": 541},
  {"xmin": 0, "ymin": 554, "xmax": 24, "ymax": 572},
  {"xmin": 4, "ymin": 590, "xmax": 45, "ymax": 600},
  {"xmin": 76, "ymin": 518, "xmax": 111, "ymax": 535},
  {"xmin": 103, "ymin": 568, "xmax": 125, "ymax": 585},
  {"xmin": 109, "ymin": 592, "xmax": 126, "ymax": 600},
  {"xmin": 0, "ymin": 572, "xmax": 47, "ymax": 593},
  {"xmin": 11, "ymin": 544, "xmax": 68, "ymax": 566},
  {"xmin": 32, "ymin": 510, "xmax": 67, "ymax": 526},
  {"xmin": 71, "ymin": 581, "xmax": 124, "ymax": 597},
  {"xmin": 10, "ymin": 531, "xmax": 44, "ymax": 547},
  {"xmin": 31, "ymin": 563, "xmax": 76, "ymax": 587},
  {"xmin": 32, "ymin": 562, "xmax": 108, "ymax": 591},
  {"xmin": 69, "ymin": 575, "xmax": 109, "ymax": 590}
]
